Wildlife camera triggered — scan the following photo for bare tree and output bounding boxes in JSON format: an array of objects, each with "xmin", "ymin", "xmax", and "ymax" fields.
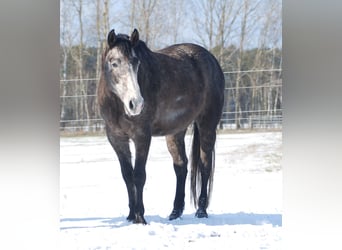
[
  {"xmin": 192, "ymin": 0, "xmax": 216, "ymax": 50},
  {"xmin": 60, "ymin": 0, "xmax": 281, "ymax": 132},
  {"xmin": 95, "ymin": 0, "xmax": 110, "ymax": 79},
  {"xmin": 130, "ymin": 0, "xmax": 137, "ymax": 31},
  {"xmin": 68, "ymin": 0, "xmax": 90, "ymax": 129},
  {"xmin": 268, "ymin": 0, "xmax": 282, "ymax": 115},
  {"xmin": 251, "ymin": 1, "xmax": 270, "ymax": 115},
  {"xmin": 130, "ymin": 0, "xmax": 158, "ymax": 46},
  {"xmin": 60, "ymin": 0, "xmax": 80, "ymax": 125},
  {"xmin": 235, "ymin": 0, "xmax": 260, "ymax": 129},
  {"xmin": 167, "ymin": 0, "xmax": 187, "ymax": 44},
  {"xmin": 60, "ymin": 0, "xmax": 69, "ymax": 122},
  {"xmin": 250, "ymin": 0, "xmax": 281, "ymax": 118},
  {"xmin": 95, "ymin": 0, "xmax": 102, "ymax": 80},
  {"xmin": 103, "ymin": 0, "xmax": 110, "ymax": 37},
  {"xmin": 215, "ymin": 0, "xmax": 241, "ymax": 65}
]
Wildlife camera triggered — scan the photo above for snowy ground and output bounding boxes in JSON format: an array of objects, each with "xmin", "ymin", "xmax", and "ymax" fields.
[{"xmin": 60, "ymin": 131, "xmax": 282, "ymax": 250}]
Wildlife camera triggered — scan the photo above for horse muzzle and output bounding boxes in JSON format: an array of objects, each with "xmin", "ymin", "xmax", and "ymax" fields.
[{"xmin": 126, "ymin": 96, "xmax": 144, "ymax": 116}]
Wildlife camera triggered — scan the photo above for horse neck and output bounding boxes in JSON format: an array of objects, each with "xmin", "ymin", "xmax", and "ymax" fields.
[
  {"xmin": 100, "ymin": 93, "xmax": 125, "ymax": 125},
  {"xmin": 135, "ymin": 42, "xmax": 157, "ymax": 65},
  {"xmin": 135, "ymin": 42, "xmax": 161, "ymax": 85}
]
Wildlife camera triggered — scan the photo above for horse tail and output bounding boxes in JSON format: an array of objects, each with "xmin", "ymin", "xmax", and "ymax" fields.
[
  {"xmin": 190, "ymin": 122, "xmax": 215, "ymax": 209},
  {"xmin": 190, "ymin": 123, "xmax": 200, "ymax": 208}
]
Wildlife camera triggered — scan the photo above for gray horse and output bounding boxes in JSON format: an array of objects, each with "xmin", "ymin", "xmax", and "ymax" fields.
[{"xmin": 97, "ymin": 29, "xmax": 224, "ymax": 224}]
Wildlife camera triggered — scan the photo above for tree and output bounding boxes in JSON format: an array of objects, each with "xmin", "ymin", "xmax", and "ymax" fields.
[
  {"xmin": 251, "ymin": 0, "xmax": 281, "ymax": 117},
  {"xmin": 234, "ymin": 0, "xmax": 260, "ymax": 129},
  {"xmin": 192, "ymin": 0, "xmax": 217, "ymax": 50},
  {"xmin": 59, "ymin": 0, "xmax": 282, "ymax": 132},
  {"xmin": 73, "ymin": 0, "xmax": 90, "ymax": 128},
  {"xmin": 130, "ymin": 0, "xmax": 158, "ymax": 47},
  {"xmin": 215, "ymin": 0, "xmax": 241, "ymax": 66},
  {"xmin": 167, "ymin": 0, "xmax": 187, "ymax": 44},
  {"xmin": 60, "ymin": 0, "xmax": 70, "ymax": 122}
]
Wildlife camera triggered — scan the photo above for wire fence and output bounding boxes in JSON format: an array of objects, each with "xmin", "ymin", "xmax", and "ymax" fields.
[{"xmin": 60, "ymin": 69, "xmax": 282, "ymax": 133}]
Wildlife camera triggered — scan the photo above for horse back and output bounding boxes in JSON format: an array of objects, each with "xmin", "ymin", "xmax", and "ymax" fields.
[
  {"xmin": 157, "ymin": 43, "xmax": 224, "ymax": 95},
  {"xmin": 146, "ymin": 43, "xmax": 224, "ymax": 135}
]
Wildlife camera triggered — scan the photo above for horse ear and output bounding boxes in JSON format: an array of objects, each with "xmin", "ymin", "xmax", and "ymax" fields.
[
  {"xmin": 107, "ymin": 29, "xmax": 116, "ymax": 47},
  {"xmin": 131, "ymin": 29, "xmax": 139, "ymax": 47}
]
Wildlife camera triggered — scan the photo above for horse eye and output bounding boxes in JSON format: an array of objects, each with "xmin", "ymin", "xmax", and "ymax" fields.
[{"xmin": 112, "ymin": 62, "xmax": 118, "ymax": 68}]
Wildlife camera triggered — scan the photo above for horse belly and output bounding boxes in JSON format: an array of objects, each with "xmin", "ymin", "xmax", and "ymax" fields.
[{"xmin": 151, "ymin": 106, "xmax": 197, "ymax": 136}]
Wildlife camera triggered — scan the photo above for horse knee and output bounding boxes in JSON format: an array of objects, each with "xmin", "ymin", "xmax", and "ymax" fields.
[
  {"xmin": 133, "ymin": 172, "xmax": 146, "ymax": 188},
  {"xmin": 199, "ymin": 148, "xmax": 213, "ymax": 167},
  {"xmin": 173, "ymin": 159, "xmax": 188, "ymax": 176},
  {"xmin": 170, "ymin": 151, "xmax": 188, "ymax": 166}
]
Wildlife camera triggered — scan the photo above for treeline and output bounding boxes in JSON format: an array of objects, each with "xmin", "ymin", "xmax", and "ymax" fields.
[{"xmin": 60, "ymin": 0, "xmax": 282, "ymax": 130}]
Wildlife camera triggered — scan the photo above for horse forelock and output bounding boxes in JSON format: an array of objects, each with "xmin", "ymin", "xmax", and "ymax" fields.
[
  {"xmin": 108, "ymin": 34, "xmax": 133, "ymax": 58},
  {"xmin": 101, "ymin": 34, "xmax": 133, "ymax": 79}
]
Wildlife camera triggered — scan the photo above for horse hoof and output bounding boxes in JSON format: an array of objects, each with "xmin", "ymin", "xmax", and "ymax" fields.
[
  {"xmin": 133, "ymin": 214, "xmax": 147, "ymax": 225},
  {"xmin": 195, "ymin": 208, "xmax": 208, "ymax": 218},
  {"xmin": 169, "ymin": 209, "xmax": 183, "ymax": 220},
  {"xmin": 126, "ymin": 212, "xmax": 135, "ymax": 222}
]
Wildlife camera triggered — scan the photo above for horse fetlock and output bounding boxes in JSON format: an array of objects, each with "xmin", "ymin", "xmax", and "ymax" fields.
[
  {"xmin": 195, "ymin": 207, "xmax": 208, "ymax": 218},
  {"xmin": 198, "ymin": 196, "xmax": 208, "ymax": 209},
  {"xmin": 133, "ymin": 213, "xmax": 147, "ymax": 225},
  {"xmin": 169, "ymin": 207, "xmax": 184, "ymax": 220},
  {"xmin": 196, "ymin": 197, "xmax": 209, "ymax": 218},
  {"xmin": 126, "ymin": 211, "xmax": 135, "ymax": 222}
]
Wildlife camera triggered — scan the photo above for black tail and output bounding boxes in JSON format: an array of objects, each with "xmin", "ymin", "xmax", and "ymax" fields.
[{"xmin": 190, "ymin": 123, "xmax": 215, "ymax": 209}]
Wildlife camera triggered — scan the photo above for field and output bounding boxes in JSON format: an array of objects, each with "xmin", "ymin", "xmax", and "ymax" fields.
[{"xmin": 60, "ymin": 131, "xmax": 282, "ymax": 249}]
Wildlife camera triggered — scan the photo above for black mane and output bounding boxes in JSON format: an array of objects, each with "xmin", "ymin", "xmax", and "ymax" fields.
[{"xmin": 109, "ymin": 34, "xmax": 132, "ymax": 57}]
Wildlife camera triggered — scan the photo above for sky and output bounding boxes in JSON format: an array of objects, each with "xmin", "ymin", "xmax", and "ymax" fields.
[{"xmin": 60, "ymin": 0, "xmax": 282, "ymax": 50}]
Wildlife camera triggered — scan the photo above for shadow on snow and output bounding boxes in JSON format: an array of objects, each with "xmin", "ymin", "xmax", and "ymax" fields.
[{"xmin": 60, "ymin": 212, "xmax": 281, "ymax": 230}]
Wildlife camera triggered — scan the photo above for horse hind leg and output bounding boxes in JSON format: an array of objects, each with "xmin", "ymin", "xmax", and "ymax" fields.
[
  {"xmin": 195, "ymin": 146, "xmax": 214, "ymax": 218},
  {"xmin": 191, "ymin": 122, "xmax": 217, "ymax": 218},
  {"xmin": 166, "ymin": 130, "xmax": 188, "ymax": 220}
]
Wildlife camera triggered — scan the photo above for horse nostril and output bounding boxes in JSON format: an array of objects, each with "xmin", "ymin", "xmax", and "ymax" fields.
[{"xmin": 129, "ymin": 100, "xmax": 135, "ymax": 110}]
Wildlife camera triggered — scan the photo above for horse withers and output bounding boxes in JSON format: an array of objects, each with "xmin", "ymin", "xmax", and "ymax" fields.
[{"xmin": 97, "ymin": 29, "xmax": 225, "ymax": 224}]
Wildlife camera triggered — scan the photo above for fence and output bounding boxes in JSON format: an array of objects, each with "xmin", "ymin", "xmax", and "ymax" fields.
[{"xmin": 60, "ymin": 69, "xmax": 282, "ymax": 133}]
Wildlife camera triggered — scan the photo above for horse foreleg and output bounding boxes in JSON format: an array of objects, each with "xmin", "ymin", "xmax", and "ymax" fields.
[
  {"xmin": 131, "ymin": 134, "xmax": 151, "ymax": 224},
  {"xmin": 107, "ymin": 134, "xmax": 136, "ymax": 221}
]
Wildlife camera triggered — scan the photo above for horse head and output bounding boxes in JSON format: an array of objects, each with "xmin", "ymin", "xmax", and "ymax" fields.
[{"xmin": 103, "ymin": 29, "xmax": 144, "ymax": 116}]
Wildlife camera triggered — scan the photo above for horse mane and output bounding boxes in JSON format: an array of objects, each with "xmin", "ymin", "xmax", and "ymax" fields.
[
  {"xmin": 134, "ymin": 40, "xmax": 152, "ymax": 58},
  {"xmin": 97, "ymin": 47, "xmax": 110, "ymax": 106},
  {"xmin": 97, "ymin": 46, "xmax": 123, "ymax": 122}
]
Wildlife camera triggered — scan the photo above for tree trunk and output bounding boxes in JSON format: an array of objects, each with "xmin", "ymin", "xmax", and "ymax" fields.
[
  {"xmin": 76, "ymin": 0, "xmax": 90, "ymax": 130},
  {"xmin": 235, "ymin": 0, "xmax": 249, "ymax": 129}
]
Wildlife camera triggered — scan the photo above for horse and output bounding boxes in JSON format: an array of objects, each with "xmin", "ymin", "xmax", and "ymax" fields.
[{"xmin": 97, "ymin": 29, "xmax": 224, "ymax": 224}]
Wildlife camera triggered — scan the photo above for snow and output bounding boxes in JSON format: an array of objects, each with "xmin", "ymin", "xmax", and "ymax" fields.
[{"xmin": 60, "ymin": 131, "xmax": 282, "ymax": 249}]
